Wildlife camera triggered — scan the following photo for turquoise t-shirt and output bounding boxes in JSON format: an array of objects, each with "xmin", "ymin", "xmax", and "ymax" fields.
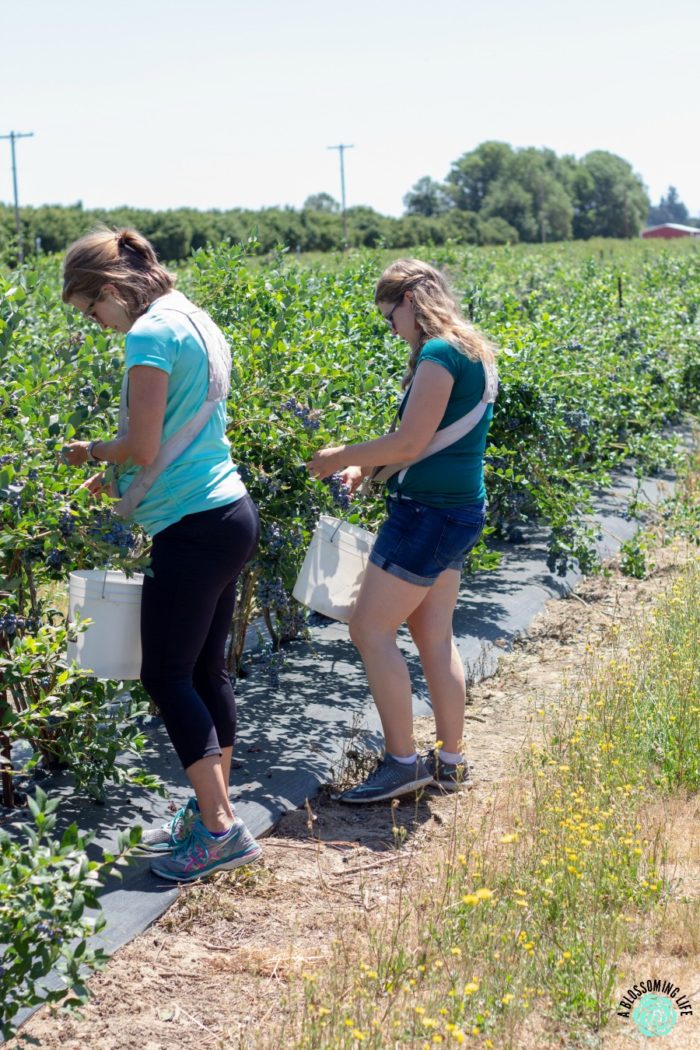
[
  {"xmin": 387, "ymin": 338, "xmax": 493, "ymax": 507},
  {"xmin": 116, "ymin": 294, "xmax": 246, "ymax": 536}
]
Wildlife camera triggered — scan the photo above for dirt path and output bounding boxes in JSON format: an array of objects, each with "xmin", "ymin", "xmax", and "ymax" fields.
[{"xmin": 9, "ymin": 540, "xmax": 698, "ymax": 1050}]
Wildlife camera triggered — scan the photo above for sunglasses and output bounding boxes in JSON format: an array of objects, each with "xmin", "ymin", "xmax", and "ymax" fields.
[
  {"xmin": 81, "ymin": 291, "xmax": 104, "ymax": 321},
  {"xmin": 384, "ymin": 295, "xmax": 404, "ymax": 329}
]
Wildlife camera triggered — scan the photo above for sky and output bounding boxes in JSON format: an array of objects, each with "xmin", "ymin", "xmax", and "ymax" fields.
[{"xmin": 2, "ymin": 0, "xmax": 699, "ymax": 219}]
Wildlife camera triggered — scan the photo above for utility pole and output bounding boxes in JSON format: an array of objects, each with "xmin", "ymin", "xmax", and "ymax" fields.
[
  {"xmin": 327, "ymin": 143, "xmax": 354, "ymax": 248},
  {"xmin": 0, "ymin": 130, "xmax": 34, "ymax": 263}
]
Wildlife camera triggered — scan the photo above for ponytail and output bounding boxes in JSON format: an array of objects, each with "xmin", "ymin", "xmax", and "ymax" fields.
[{"xmin": 62, "ymin": 226, "xmax": 176, "ymax": 320}]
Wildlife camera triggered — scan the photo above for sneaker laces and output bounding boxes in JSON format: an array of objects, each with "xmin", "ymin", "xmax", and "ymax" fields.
[
  {"xmin": 363, "ymin": 756, "xmax": 406, "ymax": 786},
  {"xmin": 169, "ymin": 802, "xmax": 198, "ymax": 847},
  {"xmin": 172, "ymin": 820, "xmax": 210, "ymax": 863},
  {"xmin": 354, "ymin": 758, "xmax": 380, "ymax": 786}
]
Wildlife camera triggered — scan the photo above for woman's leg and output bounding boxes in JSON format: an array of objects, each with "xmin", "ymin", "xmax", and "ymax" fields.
[
  {"xmin": 188, "ymin": 577, "xmax": 239, "ymax": 831},
  {"xmin": 348, "ymin": 562, "xmax": 431, "ymax": 756},
  {"xmin": 140, "ymin": 498, "xmax": 259, "ymax": 833},
  {"xmin": 183, "ymin": 754, "xmax": 233, "ymax": 832},
  {"xmin": 406, "ymin": 569, "xmax": 465, "ymax": 753}
]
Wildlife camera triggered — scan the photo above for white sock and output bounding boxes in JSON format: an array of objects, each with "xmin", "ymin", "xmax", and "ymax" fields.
[
  {"xmin": 438, "ymin": 749, "xmax": 463, "ymax": 765},
  {"xmin": 390, "ymin": 752, "xmax": 418, "ymax": 765}
]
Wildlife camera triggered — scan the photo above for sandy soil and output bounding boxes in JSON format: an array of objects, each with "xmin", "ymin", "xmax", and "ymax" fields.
[{"xmin": 8, "ymin": 540, "xmax": 699, "ymax": 1050}]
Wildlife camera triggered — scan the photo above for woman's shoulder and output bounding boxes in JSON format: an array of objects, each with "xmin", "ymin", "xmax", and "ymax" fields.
[
  {"xmin": 418, "ymin": 338, "xmax": 473, "ymax": 375},
  {"xmin": 420, "ymin": 337, "xmax": 453, "ymax": 355},
  {"xmin": 422, "ymin": 338, "xmax": 484, "ymax": 368},
  {"xmin": 128, "ymin": 292, "xmax": 195, "ymax": 343}
]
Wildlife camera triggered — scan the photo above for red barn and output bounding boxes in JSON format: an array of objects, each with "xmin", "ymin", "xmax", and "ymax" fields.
[{"xmin": 642, "ymin": 223, "xmax": 700, "ymax": 239}]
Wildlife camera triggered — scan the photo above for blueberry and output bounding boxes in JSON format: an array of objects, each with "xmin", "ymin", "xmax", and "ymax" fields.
[{"xmin": 324, "ymin": 472, "xmax": 351, "ymax": 509}]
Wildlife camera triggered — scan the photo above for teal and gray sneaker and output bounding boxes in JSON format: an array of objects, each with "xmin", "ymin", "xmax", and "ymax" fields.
[
  {"xmin": 423, "ymin": 750, "xmax": 472, "ymax": 792},
  {"xmin": 338, "ymin": 754, "xmax": 433, "ymax": 804},
  {"xmin": 150, "ymin": 816, "xmax": 262, "ymax": 883},
  {"xmin": 138, "ymin": 797, "xmax": 199, "ymax": 854}
]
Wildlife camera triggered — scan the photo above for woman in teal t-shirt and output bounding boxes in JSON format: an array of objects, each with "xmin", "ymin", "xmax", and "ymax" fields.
[
  {"xmin": 61, "ymin": 227, "xmax": 261, "ymax": 882},
  {"xmin": 307, "ymin": 259, "xmax": 497, "ymax": 804}
]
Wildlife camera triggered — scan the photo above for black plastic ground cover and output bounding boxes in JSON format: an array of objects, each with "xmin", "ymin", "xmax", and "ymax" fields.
[{"xmin": 2, "ymin": 456, "xmax": 683, "ymax": 1034}]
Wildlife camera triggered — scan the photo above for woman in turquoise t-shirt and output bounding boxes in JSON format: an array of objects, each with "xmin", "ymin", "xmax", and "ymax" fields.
[
  {"xmin": 307, "ymin": 259, "xmax": 497, "ymax": 804},
  {"xmin": 61, "ymin": 227, "xmax": 261, "ymax": 882}
]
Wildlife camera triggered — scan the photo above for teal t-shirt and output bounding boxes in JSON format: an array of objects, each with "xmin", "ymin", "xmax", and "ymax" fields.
[
  {"xmin": 387, "ymin": 338, "xmax": 493, "ymax": 507},
  {"xmin": 116, "ymin": 294, "xmax": 246, "ymax": 536}
]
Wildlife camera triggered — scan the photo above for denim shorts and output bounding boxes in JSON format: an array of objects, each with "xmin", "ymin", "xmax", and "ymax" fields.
[{"xmin": 368, "ymin": 495, "xmax": 487, "ymax": 587}]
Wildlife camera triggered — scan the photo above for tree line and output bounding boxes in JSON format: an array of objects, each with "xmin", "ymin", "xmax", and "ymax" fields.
[{"xmin": 1, "ymin": 142, "xmax": 696, "ymax": 263}]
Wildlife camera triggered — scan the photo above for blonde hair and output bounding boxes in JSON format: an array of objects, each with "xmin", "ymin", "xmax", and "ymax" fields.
[
  {"xmin": 62, "ymin": 226, "xmax": 175, "ymax": 319},
  {"xmin": 375, "ymin": 258, "xmax": 497, "ymax": 388}
]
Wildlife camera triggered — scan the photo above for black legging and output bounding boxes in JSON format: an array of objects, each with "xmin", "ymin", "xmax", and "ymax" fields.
[{"xmin": 140, "ymin": 495, "xmax": 260, "ymax": 770}]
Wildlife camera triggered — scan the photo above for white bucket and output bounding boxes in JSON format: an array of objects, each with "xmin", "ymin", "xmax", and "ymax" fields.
[
  {"xmin": 67, "ymin": 570, "xmax": 144, "ymax": 681},
  {"xmin": 292, "ymin": 515, "xmax": 375, "ymax": 623}
]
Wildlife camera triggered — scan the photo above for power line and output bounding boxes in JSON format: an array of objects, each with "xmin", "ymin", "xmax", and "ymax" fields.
[
  {"xmin": 327, "ymin": 143, "xmax": 354, "ymax": 248},
  {"xmin": 0, "ymin": 130, "xmax": 34, "ymax": 263}
]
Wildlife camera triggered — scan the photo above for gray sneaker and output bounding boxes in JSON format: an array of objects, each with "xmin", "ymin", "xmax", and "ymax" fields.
[
  {"xmin": 138, "ymin": 797, "xmax": 199, "ymax": 854},
  {"xmin": 338, "ymin": 754, "xmax": 433, "ymax": 804},
  {"xmin": 150, "ymin": 816, "xmax": 262, "ymax": 883},
  {"xmin": 423, "ymin": 750, "xmax": 471, "ymax": 791}
]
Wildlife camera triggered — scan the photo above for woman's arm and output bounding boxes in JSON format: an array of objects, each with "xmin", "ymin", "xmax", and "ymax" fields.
[
  {"xmin": 307, "ymin": 360, "xmax": 453, "ymax": 479},
  {"xmin": 62, "ymin": 366, "xmax": 169, "ymax": 468}
]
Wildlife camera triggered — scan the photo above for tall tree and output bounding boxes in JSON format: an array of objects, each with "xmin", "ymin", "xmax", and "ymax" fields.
[
  {"xmin": 303, "ymin": 193, "xmax": 340, "ymax": 214},
  {"xmin": 481, "ymin": 149, "xmax": 573, "ymax": 241},
  {"xmin": 647, "ymin": 186, "xmax": 689, "ymax": 226},
  {"xmin": 445, "ymin": 141, "xmax": 513, "ymax": 212},
  {"xmin": 572, "ymin": 151, "xmax": 649, "ymax": 238},
  {"xmin": 403, "ymin": 176, "xmax": 451, "ymax": 217}
]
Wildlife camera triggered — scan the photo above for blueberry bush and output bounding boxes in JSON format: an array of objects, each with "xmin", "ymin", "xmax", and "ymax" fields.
[
  {"xmin": 1, "ymin": 238, "xmax": 699, "ymax": 807},
  {"xmin": 0, "ymin": 788, "xmax": 139, "ymax": 1039}
]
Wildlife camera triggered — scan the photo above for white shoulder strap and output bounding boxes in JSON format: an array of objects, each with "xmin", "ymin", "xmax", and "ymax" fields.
[{"xmin": 372, "ymin": 358, "xmax": 498, "ymax": 487}]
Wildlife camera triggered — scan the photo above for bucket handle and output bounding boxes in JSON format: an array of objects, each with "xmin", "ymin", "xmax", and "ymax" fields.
[{"xmin": 330, "ymin": 520, "xmax": 344, "ymax": 544}]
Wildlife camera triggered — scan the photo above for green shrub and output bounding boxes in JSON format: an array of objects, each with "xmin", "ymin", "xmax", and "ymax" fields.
[{"xmin": 0, "ymin": 788, "xmax": 140, "ymax": 1040}]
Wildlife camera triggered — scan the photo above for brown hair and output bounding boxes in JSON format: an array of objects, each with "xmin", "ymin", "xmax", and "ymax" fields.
[
  {"xmin": 62, "ymin": 226, "xmax": 175, "ymax": 320},
  {"xmin": 375, "ymin": 258, "xmax": 497, "ymax": 388}
]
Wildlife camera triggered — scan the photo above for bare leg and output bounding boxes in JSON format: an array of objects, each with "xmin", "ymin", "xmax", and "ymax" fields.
[
  {"xmin": 348, "ymin": 563, "xmax": 430, "ymax": 757},
  {"xmin": 185, "ymin": 754, "xmax": 235, "ymax": 833},
  {"xmin": 407, "ymin": 569, "xmax": 465, "ymax": 753},
  {"xmin": 221, "ymin": 745, "xmax": 233, "ymax": 789}
]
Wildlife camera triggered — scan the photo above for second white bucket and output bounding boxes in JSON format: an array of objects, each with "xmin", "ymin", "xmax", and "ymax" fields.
[{"xmin": 67, "ymin": 569, "xmax": 144, "ymax": 681}]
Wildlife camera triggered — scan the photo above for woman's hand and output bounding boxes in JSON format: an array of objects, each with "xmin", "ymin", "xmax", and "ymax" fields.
[
  {"xmin": 339, "ymin": 466, "xmax": 364, "ymax": 495},
  {"xmin": 60, "ymin": 367, "xmax": 168, "ymax": 470},
  {"xmin": 79, "ymin": 472, "xmax": 107, "ymax": 497},
  {"xmin": 61, "ymin": 441, "xmax": 92, "ymax": 467},
  {"xmin": 306, "ymin": 445, "xmax": 349, "ymax": 480}
]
